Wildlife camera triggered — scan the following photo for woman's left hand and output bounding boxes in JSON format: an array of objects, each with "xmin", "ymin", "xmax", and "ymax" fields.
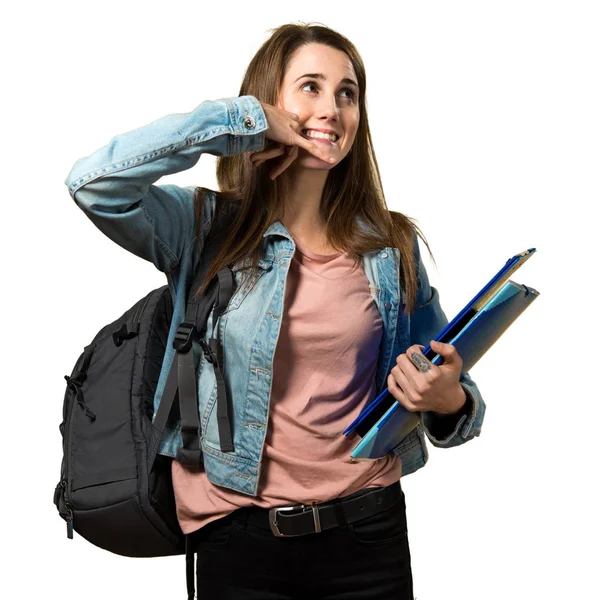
[{"xmin": 387, "ymin": 340, "xmax": 467, "ymax": 416}]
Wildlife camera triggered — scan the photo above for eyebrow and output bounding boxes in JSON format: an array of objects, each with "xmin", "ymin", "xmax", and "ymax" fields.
[{"xmin": 293, "ymin": 73, "xmax": 359, "ymax": 89}]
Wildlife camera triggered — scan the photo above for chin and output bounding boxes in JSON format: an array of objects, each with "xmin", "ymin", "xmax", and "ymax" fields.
[{"xmin": 297, "ymin": 154, "xmax": 337, "ymax": 169}]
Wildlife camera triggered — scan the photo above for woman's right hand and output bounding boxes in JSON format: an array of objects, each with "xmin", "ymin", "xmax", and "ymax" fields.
[{"xmin": 250, "ymin": 102, "xmax": 336, "ymax": 179}]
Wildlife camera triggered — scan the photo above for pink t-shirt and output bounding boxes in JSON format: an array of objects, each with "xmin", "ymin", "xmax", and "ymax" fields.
[{"xmin": 172, "ymin": 237, "xmax": 402, "ymax": 534}]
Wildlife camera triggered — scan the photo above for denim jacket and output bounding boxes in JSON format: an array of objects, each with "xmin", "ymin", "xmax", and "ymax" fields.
[{"xmin": 65, "ymin": 95, "xmax": 486, "ymax": 497}]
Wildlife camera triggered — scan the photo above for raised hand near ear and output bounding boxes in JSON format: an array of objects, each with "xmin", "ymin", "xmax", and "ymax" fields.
[{"xmin": 249, "ymin": 102, "xmax": 336, "ymax": 180}]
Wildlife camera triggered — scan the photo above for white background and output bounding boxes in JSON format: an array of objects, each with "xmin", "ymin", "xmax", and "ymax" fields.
[{"xmin": 2, "ymin": 1, "xmax": 598, "ymax": 598}]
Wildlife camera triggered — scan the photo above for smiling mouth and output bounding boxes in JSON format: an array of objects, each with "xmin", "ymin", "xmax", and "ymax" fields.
[{"xmin": 301, "ymin": 129, "xmax": 340, "ymax": 145}]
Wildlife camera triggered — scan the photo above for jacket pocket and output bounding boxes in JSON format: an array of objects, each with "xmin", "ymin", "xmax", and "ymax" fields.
[
  {"xmin": 200, "ymin": 381, "xmax": 219, "ymax": 449},
  {"xmin": 224, "ymin": 258, "xmax": 273, "ymax": 313}
]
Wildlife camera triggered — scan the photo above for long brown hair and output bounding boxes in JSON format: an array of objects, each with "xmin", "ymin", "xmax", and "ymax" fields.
[{"xmin": 193, "ymin": 22, "xmax": 435, "ymax": 315}]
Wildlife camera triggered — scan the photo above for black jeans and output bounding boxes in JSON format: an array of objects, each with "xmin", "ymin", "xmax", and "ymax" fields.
[{"xmin": 194, "ymin": 483, "xmax": 414, "ymax": 599}]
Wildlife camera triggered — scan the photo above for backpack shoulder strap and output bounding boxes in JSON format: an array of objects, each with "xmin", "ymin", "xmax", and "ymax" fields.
[
  {"xmin": 187, "ymin": 194, "xmax": 241, "ymax": 304},
  {"xmin": 153, "ymin": 194, "xmax": 242, "ymax": 465}
]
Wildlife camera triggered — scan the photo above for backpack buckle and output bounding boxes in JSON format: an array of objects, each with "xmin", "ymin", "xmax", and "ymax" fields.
[
  {"xmin": 112, "ymin": 322, "xmax": 139, "ymax": 347},
  {"xmin": 176, "ymin": 447, "xmax": 203, "ymax": 467},
  {"xmin": 200, "ymin": 339, "xmax": 217, "ymax": 365},
  {"xmin": 173, "ymin": 322, "xmax": 197, "ymax": 352}
]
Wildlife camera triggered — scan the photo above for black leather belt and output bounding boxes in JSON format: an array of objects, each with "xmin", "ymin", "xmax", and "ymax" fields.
[{"xmin": 241, "ymin": 481, "xmax": 402, "ymax": 538}]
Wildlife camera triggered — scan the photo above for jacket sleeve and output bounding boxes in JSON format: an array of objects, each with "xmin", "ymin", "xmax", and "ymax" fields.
[
  {"xmin": 407, "ymin": 233, "xmax": 487, "ymax": 448},
  {"xmin": 64, "ymin": 95, "xmax": 268, "ymax": 273}
]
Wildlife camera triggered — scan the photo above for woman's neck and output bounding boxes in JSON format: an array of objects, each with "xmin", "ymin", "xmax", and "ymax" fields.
[{"xmin": 280, "ymin": 165, "xmax": 329, "ymax": 235}]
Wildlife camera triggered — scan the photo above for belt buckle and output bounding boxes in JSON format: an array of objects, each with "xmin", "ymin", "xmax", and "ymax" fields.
[{"xmin": 269, "ymin": 503, "xmax": 322, "ymax": 537}]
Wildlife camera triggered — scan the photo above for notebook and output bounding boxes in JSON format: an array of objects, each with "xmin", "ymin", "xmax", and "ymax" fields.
[{"xmin": 343, "ymin": 248, "xmax": 539, "ymax": 460}]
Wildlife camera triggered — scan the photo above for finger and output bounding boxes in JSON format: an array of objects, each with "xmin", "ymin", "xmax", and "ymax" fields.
[
  {"xmin": 252, "ymin": 150, "xmax": 285, "ymax": 168},
  {"xmin": 252, "ymin": 156, "xmax": 269, "ymax": 168},
  {"xmin": 387, "ymin": 373, "xmax": 418, "ymax": 412},
  {"xmin": 293, "ymin": 132, "xmax": 336, "ymax": 164},
  {"xmin": 408, "ymin": 346, "xmax": 433, "ymax": 374},
  {"xmin": 430, "ymin": 340, "xmax": 453, "ymax": 355},
  {"xmin": 250, "ymin": 142, "xmax": 285, "ymax": 160},
  {"xmin": 269, "ymin": 151, "xmax": 294, "ymax": 179},
  {"xmin": 396, "ymin": 355, "xmax": 434, "ymax": 402},
  {"xmin": 430, "ymin": 340, "xmax": 463, "ymax": 370},
  {"xmin": 270, "ymin": 145, "xmax": 298, "ymax": 180},
  {"xmin": 400, "ymin": 348, "xmax": 435, "ymax": 379},
  {"xmin": 251, "ymin": 144, "xmax": 286, "ymax": 165},
  {"xmin": 392, "ymin": 361, "xmax": 421, "ymax": 400}
]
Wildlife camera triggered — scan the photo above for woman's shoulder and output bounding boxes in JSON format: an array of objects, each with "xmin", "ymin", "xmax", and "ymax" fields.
[{"xmin": 193, "ymin": 187, "xmax": 243, "ymax": 220}]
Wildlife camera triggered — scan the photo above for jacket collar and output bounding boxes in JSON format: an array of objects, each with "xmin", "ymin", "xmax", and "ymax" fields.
[{"xmin": 262, "ymin": 220, "xmax": 292, "ymax": 240}]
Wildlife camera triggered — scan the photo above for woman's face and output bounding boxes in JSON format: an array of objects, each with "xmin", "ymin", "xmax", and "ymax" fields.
[{"xmin": 276, "ymin": 43, "xmax": 360, "ymax": 170}]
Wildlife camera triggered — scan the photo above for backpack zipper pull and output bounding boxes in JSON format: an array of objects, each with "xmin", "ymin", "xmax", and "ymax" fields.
[
  {"xmin": 65, "ymin": 504, "xmax": 74, "ymax": 539},
  {"xmin": 59, "ymin": 481, "xmax": 74, "ymax": 540},
  {"xmin": 64, "ymin": 375, "xmax": 96, "ymax": 421}
]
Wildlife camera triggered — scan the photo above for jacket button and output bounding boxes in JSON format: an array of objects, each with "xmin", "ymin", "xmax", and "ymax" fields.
[
  {"xmin": 243, "ymin": 115, "xmax": 256, "ymax": 130},
  {"xmin": 384, "ymin": 302, "xmax": 392, "ymax": 309},
  {"xmin": 380, "ymin": 252, "xmax": 388, "ymax": 259}
]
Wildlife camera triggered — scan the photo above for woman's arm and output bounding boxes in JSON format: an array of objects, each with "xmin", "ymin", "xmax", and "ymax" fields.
[
  {"xmin": 64, "ymin": 96, "xmax": 268, "ymax": 273},
  {"xmin": 407, "ymin": 234, "xmax": 487, "ymax": 448}
]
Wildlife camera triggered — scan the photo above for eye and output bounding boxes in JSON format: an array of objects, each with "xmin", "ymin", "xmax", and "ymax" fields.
[
  {"xmin": 340, "ymin": 87, "xmax": 356, "ymax": 100},
  {"xmin": 301, "ymin": 81, "xmax": 319, "ymax": 93},
  {"xmin": 300, "ymin": 81, "xmax": 356, "ymax": 101}
]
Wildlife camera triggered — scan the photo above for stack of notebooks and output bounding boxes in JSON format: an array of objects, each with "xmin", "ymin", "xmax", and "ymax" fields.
[{"xmin": 344, "ymin": 248, "xmax": 539, "ymax": 460}]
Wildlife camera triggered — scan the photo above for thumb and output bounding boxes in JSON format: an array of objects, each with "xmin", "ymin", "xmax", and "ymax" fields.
[{"xmin": 430, "ymin": 340, "xmax": 460, "ymax": 363}]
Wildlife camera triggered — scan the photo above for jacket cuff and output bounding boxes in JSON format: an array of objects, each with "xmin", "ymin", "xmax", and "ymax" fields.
[
  {"xmin": 421, "ymin": 386, "xmax": 472, "ymax": 441},
  {"xmin": 420, "ymin": 376, "xmax": 484, "ymax": 448},
  {"xmin": 219, "ymin": 95, "xmax": 268, "ymax": 155}
]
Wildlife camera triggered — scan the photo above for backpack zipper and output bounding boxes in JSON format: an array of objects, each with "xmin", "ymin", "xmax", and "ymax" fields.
[
  {"xmin": 65, "ymin": 500, "xmax": 74, "ymax": 539},
  {"xmin": 56, "ymin": 479, "xmax": 74, "ymax": 539},
  {"xmin": 132, "ymin": 292, "xmax": 153, "ymax": 325},
  {"xmin": 61, "ymin": 384, "xmax": 77, "ymax": 539}
]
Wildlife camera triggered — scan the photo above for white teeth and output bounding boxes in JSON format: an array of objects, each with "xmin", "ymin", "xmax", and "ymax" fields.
[{"xmin": 303, "ymin": 129, "xmax": 338, "ymax": 142}]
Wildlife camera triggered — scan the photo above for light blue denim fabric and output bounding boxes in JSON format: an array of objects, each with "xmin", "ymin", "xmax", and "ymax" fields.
[{"xmin": 65, "ymin": 95, "xmax": 486, "ymax": 496}]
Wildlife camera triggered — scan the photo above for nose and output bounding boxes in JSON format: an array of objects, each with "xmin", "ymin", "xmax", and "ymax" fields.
[{"xmin": 316, "ymin": 93, "xmax": 339, "ymax": 122}]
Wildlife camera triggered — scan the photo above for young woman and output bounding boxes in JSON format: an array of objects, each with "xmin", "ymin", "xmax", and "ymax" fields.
[{"xmin": 65, "ymin": 22, "xmax": 485, "ymax": 600}]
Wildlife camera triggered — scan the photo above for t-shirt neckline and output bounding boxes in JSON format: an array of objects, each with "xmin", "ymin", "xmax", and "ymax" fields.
[{"xmin": 293, "ymin": 237, "xmax": 342, "ymax": 260}]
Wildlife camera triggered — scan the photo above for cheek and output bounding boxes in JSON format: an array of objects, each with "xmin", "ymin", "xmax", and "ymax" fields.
[
  {"xmin": 342, "ymin": 129, "xmax": 359, "ymax": 154},
  {"xmin": 342, "ymin": 115, "xmax": 359, "ymax": 143},
  {"xmin": 277, "ymin": 96, "xmax": 308, "ymax": 121}
]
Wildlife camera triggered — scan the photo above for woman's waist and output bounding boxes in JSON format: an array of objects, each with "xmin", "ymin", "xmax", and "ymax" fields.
[{"xmin": 171, "ymin": 449, "xmax": 402, "ymax": 533}]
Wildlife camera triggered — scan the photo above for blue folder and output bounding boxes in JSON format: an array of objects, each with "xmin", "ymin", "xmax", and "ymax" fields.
[{"xmin": 343, "ymin": 248, "xmax": 540, "ymax": 460}]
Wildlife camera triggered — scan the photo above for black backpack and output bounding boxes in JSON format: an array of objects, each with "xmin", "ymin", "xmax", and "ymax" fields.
[{"xmin": 54, "ymin": 196, "xmax": 241, "ymax": 596}]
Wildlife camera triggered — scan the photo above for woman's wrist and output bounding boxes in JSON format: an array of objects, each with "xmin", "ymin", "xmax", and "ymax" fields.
[{"xmin": 432, "ymin": 385, "xmax": 469, "ymax": 418}]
